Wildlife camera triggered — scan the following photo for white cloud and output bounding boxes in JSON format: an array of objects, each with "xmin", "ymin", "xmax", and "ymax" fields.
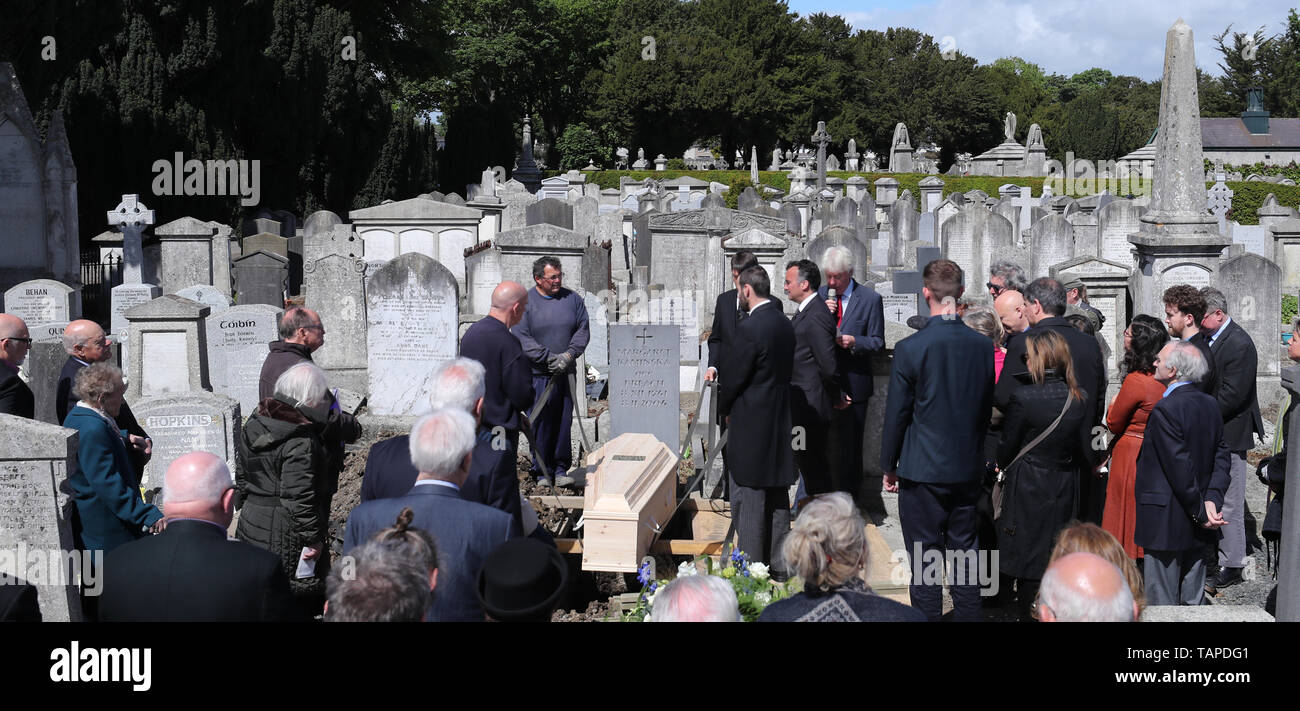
[{"xmin": 819, "ymin": 0, "xmax": 1295, "ymax": 79}]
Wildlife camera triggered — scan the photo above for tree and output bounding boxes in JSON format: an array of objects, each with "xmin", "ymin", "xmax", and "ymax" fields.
[{"xmin": 555, "ymin": 123, "xmax": 607, "ymax": 169}]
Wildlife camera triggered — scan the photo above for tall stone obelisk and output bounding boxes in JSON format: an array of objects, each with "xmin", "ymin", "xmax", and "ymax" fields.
[{"xmin": 1127, "ymin": 18, "xmax": 1230, "ymax": 318}]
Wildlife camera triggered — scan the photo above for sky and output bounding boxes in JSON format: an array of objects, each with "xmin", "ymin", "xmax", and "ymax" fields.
[{"xmin": 786, "ymin": 0, "xmax": 1296, "ymax": 80}]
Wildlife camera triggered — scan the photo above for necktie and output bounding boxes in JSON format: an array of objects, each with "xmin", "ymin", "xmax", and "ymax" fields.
[{"xmin": 836, "ymin": 295, "xmax": 843, "ymax": 328}]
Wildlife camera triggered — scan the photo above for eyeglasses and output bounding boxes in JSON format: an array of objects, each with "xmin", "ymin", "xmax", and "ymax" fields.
[
  {"xmin": 986, "ymin": 282, "xmax": 1007, "ymax": 296},
  {"xmin": 539, "ymin": 273, "xmax": 563, "ymax": 282},
  {"xmin": 2, "ymin": 337, "xmax": 33, "ymax": 346}
]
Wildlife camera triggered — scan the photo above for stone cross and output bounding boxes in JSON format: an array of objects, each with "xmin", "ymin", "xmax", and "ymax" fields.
[
  {"xmin": 1207, "ymin": 180, "xmax": 1234, "ymax": 236},
  {"xmin": 812, "ymin": 121, "xmax": 832, "ymax": 192},
  {"xmin": 106, "ymin": 194, "xmax": 155, "ymax": 284}
]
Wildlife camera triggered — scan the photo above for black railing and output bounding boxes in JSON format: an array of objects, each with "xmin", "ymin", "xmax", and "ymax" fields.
[{"xmin": 79, "ymin": 251, "xmax": 122, "ymax": 329}]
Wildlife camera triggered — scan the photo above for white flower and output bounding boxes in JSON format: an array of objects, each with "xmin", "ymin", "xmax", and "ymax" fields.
[
  {"xmin": 755, "ymin": 591, "xmax": 772, "ymax": 606},
  {"xmin": 749, "ymin": 562, "xmax": 770, "ymax": 580},
  {"xmin": 677, "ymin": 560, "xmax": 699, "ymax": 577}
]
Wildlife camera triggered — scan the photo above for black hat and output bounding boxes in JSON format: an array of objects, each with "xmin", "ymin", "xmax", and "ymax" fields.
[{"xmin": 477, "ymin": 538, "xmax": 569, "ymax": 622}]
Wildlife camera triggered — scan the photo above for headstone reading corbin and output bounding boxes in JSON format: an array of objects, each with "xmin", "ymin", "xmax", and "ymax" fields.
[
  {"xmin": 122, "ymin": 294, "xmax": 212, "ymax": 402},
  {"xmin": 205, "ymin": 304, "xmax": 282, "ymax": 415},
  {"xmin": 366, "ymin": 253, "xmax": 460, "ymax": 416},
  {"xmin": 0, "ymin": 414, "xmax": 83, "ymax": 621},
  {"xmin": 609, "ymin": 325, "xmax": 680, "ymax": 453},
  {"xmin": 134, "ymin": 392, "xmax": 242, "ymax": 496}
]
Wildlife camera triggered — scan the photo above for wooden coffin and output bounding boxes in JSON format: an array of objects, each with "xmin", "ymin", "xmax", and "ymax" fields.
[{"xmin": 580, "ymin": 433, "xmax": 678, "ymax": 572}]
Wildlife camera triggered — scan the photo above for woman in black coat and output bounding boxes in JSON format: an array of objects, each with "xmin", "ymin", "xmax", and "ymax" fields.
[
  {"xmin": 996, "ymin": 329, "xmax": 1092, "ymax": 621},
  {"xmin": 237, "ymin": 362, "xmax": 334, "ymax": 617}
]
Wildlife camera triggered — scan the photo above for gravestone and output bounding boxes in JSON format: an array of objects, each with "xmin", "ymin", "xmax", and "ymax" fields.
[
  {"xmin": 150, "ymin": 217, "xmax": 227, "ymax": 296},
  {"xmin": 1051, "ymin": 256, "xmax": 1132, "ymax": 378},
  {"xmin": 738, "ymin": 187, "xmax": 766, "ymax": 213},
  {"xmin": 526, "ymin": 198, "xmax": 574, "ymax": 230},
  {"xmin": 918, "ymin": 212, "xmax": 935, "ymax": 244},
  {"xmin": 580, "ymin": 289, "xmax": 611, "ymax": 369},
  {"xmin": 647, "ymin": 292, "xmax": 701, "ymax": 361},
  {"xmin": 1270, "ymin": 218, "xmax": 1300, "ymax": 291},
  {"xmin": 175, "ymin": 285, "xmax": 231, "ymax": 314},
  {"xmin": 242, "ymin": 232, "xmax": 289, "ymax": 259},
  {"xmin": 366, "ymin": 254, "xmax": 460, "ymax": 416},
  {"xmin": 609, "ymin": 325, "xmax": 680, "ymax": 452},
  {"xmin": 23, "ymin": 322, "xmax": 70, "ymax": 424},
  {"xmin": 0, "ymin": 414, "xmax": 82, "ymax": 621},
  {"xmin": 574, "ymin": 196, "xmax": 600, "ymax": 240},
  {"xmin": 1097, "ymin": 199, "xmax": 1144, "ymax": 264},
  {"xmin": 304, "ymin": 251, "xmax": 369, "ymax": 394},
  {"xmin": 1231, "ymin": 224, "xmax": 1271, "ymax": 258},
  {"xmin": 1030, "ymin": 214, "xmax": 1076, "ymax": 278},
  {"xmin": 1218, "ymin": 253, "xmax": 1282, "ymax": 376},
  {"xmin": 205, "ymin": 304, "xmax": 282, "ymax": 415},
  {"xmin": 806, "ymin": 226, "xmax": 869, "ymax": 280},
  {"xmin": 888, "ymin": 191, "xmax": 919, "ymax": 267},
  {"xmin": 123, "ymin": 294, "xmax": 212, "ymax": 401},
  {"xmin": 134, "ymin": 392, "xmax": 241, "ymax": 495},
  {"xmin": 941, "ymin": 205, "xmax": 1013, "ymax": 293},
  {"xmin": 2, "ymin": 279, "xmax": 78, "ymax": 327},
  {"xmin": 231, "ymin": 250, "xmax": 289, "ymax": 307},
  {"xmin": 107, "ymin": 195, "xmax": 161, "ymax": 371}
]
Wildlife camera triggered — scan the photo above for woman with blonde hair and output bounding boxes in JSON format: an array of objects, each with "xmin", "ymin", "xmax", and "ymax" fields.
[
  {"xmin": 758, "ymin": 493, "xmax": 924, "ymax": 622},
  {"xmin": 996, "ymin": 329, "xmax": 1092, "ymax": 621},
  {"xmin": 1048, "ymin": 521, "xmax": 1145, "ymax": 618}
]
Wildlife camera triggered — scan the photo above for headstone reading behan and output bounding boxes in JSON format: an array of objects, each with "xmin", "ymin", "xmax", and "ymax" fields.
[
  {"xmin": 609, "ymin": 325, "xmax": 680, "ymax": 453},
  {"xmin": 0, "ymin": 414, "xmax": 83, "ymax": 621},
  {"xmin": 366, "ymin": 253, "xmax": 460, "ymax": 415},
  {"xmin": 205, "ymin": 304, "xmax": 282, "ymax": 415},
  {"xmin": 2, "ymin": 279, "xmax": 78, "ymax": 327}
]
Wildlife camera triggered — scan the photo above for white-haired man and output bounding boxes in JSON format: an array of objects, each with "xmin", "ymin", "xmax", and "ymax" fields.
[
  {"xmin": 1135, "ymin": 341, "xmax": 1231, "ymax": 606},
  {"xmin": 361, "ymin": 357, "xmax": 487, "ymax": 502},
  {"xmin": 652, "ymin": 574, "xmax": 741, "ymax": 622},
  {"xmin": 1037, "ymin": 552, "xmax": 1137, "ymax": 622},
  {"xmin": 98, "ymin": 451, "xmax": 296, "ymax": 621},
  {"xmin": 56, "ymin": 320, "xmax": 151, "ymax": 474},
  {"xmin": 345, "ymin": 408, "xmax": 521, "ymax": 621},
  {"xmin": 815, "ymin": 245, "xmax": 883, "ymax": 497}
]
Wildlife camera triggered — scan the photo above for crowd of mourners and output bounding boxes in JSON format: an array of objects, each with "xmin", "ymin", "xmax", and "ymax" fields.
[{"xmin": 0, "ymin": 250, "xmax": 1285, "ymax": 622}]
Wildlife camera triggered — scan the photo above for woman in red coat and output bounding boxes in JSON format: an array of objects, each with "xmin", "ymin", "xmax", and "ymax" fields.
[{"xmin": 1103, "ymin": 314, "xmax": 1168, "ymax": 560}]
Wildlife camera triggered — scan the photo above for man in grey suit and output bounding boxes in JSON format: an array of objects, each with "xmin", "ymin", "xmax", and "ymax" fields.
[
  {"xmin": 344, "ymin": 408, "xmax": 522, "ymax": 621},
  {"xmin": 785, "ymin": 259, "xmax": 844, "ymax": 497}
]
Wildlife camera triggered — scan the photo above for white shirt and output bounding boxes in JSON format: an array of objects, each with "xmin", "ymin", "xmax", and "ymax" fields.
[
  {"xmin": 415, "ymin": 479, "xmax": 460, "ymax": 492},
  {"xmin": 747, "ymin": 298, "xmax": 772, "ymax": 314},
  {"xmin": 797, "ymin": 293, "xmax": 818, "ymax": 313},
  {"xmin": 1208, "ymin": 316, "xmax": 1233, "ymax": 347},
  {"xmin": 831, "ymin": 279, "xmax": 855, "ymax": 315}
]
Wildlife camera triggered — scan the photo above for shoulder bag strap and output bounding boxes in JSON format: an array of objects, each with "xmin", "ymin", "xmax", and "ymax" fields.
[{"xmin": 1005, "ymin": 394, "xmax": 1073, "ymax": 472}]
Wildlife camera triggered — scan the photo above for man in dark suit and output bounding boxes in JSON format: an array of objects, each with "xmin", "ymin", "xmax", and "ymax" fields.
[
  {"xmin": 98, "ymin": 451, "xmax": 296, "ymax": 621},
  {"xmin": 718, "ymin": 267, "xmax": 795, "ymax": 574},
  {"xmin": 880, "ymin": 259, "xmax": 993, "ymax": 622},
  {"xmin": 1134, "ymin": 341, "xmax": 1231, "ymax": 606},
  {"xmin": 345, "ymin": 408, "xmax": 521, "ymax": 621},
  {"xmin": 815, "ymin": 245, "xmax": 884, "ymax": 497},
  {"xmin": 459, "ymin": 281, "xmax": 535, "ymax": 514},
  {"xmin": 1162, "ymin": 285, "xmax": 1218, "ymax": 395},
  {"xmin": 56, "ymin": 320, "xmax": 151, "ymax": 475},
  {"xmin": 0, "ymin": 314, "xmax": 34, "ymax": 418},
  {"xmin": 704, "ymin": 251, "xmax": 758, "ymax": 498},
  {"xmin": 1199, "ymin": 287, "xmax": 1264, "ymax": 593},
  {"xmin": 785, "ymin": 259, "xmax": 843, "ymax": 497},
  {"xmin": 998, "ymin": 277, "xmax": 1108, "ymax": 523}
]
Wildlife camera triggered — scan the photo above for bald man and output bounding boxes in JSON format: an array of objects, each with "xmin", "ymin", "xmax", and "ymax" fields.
[
  {"xmin": 1037, "ymin": 552, "xmax": 1138, "ymax": 622},
  {"xmin": 994, "ymin": 289, "xmax": 1029, "ymax": 341},
  {"xmin": 0, "ymin": 313, "xmax": 34, "ymax": 418},
  {"xmin": 57, "ymin": 320, "xmax": 151, "ymax": 474},
  {"xmin": 460, "ymin": 282, "xmax": 535, "ymax": 502},
  {"xmin": 98, "ymin": 451, "xmax": 296, "ymax": 621}
]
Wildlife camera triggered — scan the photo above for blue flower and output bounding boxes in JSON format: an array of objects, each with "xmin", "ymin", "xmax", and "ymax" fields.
[
  {"xmin": 730, "ymin": 549, "xmax": 745, "ymax": 564},
  {"xmin": 637, "ymin": 561, "xmax": 653, "ymax": 585}
]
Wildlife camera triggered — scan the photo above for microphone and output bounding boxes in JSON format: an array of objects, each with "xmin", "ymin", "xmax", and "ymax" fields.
[{"xmin": 828, "ymin": 288, "xmax": 837, "ymax": 300}]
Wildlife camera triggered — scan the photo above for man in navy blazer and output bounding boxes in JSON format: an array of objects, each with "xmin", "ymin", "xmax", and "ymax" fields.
[
  {"xmin": 345, "ymin": 408, "xmax": 522, "ymax": 622},
  {"xmin": 0, "ymin": 314, "xmax": 34, "ymax": 419},
  {"xmin": 816, "ymin": 245, "xmax": 884, "ymax": 497},
  {"xmin": 1134, "ymin": 341, "xmax": 1231, "ymax": 606},
  {"xmin": 880, "ymin": 259, "xmax": 993, "ymax": 621}
]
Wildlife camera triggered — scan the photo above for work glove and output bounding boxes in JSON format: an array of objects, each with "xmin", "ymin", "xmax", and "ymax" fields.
[{"xmin": 548, "ymin": 352, "xmax": 573, "ymax": 373}]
